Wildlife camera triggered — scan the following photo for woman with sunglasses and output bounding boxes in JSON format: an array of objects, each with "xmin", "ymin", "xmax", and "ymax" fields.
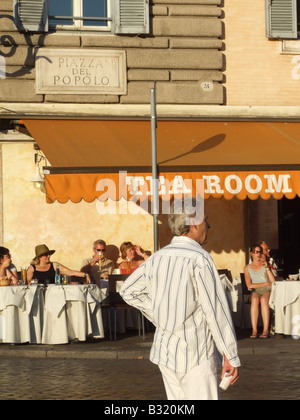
[
  {"xmin": 0, "ymin": 246, "xmax": 19, "ymax": 285},
  {"xmin": 27, "ymin": 244, "xmax": 91, "ymax": 285},
  {"xmin": 244, "ymin": 244, "xmax": 276, "ymax": 339}
]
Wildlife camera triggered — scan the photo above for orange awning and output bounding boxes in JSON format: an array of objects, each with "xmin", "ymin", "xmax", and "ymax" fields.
[
  {"xmin": 23, "ymin": 119, "xmax": 300, "ymax": 203},
  {"xmin": 44, "ymin": 170, "xmax": 300, "ymax": 203}
]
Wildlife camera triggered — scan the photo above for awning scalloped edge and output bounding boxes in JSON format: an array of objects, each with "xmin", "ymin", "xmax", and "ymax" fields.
[{"xmin": 45, "ymin": 171, "xmax": 300, "ymax": 204}]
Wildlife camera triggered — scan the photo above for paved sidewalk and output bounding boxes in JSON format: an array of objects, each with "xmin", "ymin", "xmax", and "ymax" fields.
[{"xmin": 0, "ymin": 329, "xmax": 299, "ymax": 360}]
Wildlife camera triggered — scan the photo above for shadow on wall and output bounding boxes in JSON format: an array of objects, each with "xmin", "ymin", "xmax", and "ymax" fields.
[
  {"xmin": 101, "ymin": 196, "xmax": 245, "ymax": 262},
  {"xmin": 105, "ymin": 244, "xmax": 120, "ymax": 266},
  {"xmin": 0, "ymin": 14, "xmax": 48, "ymax": 78},
  {"xmin": 157, "ymin": 197, "xmax": 245, "ymax": 254},
  {"xmin": 204, "ymin": 197, "xmax": 245, "ymax": 254}
]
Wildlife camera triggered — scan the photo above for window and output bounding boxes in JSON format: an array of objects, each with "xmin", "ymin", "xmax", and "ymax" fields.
[
  {"xmin": 49, "ymin": 0, "xmax": 110, "ymax": 31},
  {"xmin": 14, "ymin": 0, "xmax": 150, "ymax": 35},
  {"xmin": 266, "ymin": 0, "xmax": 299, "ymax": 39}
]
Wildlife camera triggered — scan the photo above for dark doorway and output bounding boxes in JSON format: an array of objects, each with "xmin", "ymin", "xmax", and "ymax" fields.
[{"xmin": 278, "ymin": 197, "xmax": 300, "ymax": 277}]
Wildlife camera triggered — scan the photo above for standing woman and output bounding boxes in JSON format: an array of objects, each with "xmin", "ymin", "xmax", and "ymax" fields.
[
  {"xmin": 244, "ymin": 244, "xmax": 276, "ymax": 339},
  {"xmin": 27, "ymin": 244, "xmax": 91, "ymax": 285},
  {"xmin": 0, "ymin": 247, "xmax": 19, "ymax": 285}
]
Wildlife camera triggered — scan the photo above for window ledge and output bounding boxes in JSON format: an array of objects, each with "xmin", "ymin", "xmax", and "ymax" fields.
[
  {"xmin": 49, "ymin": 27, "xmax": 111, "ymax": 34},
  {"xmin": 281, "ymin": 40, "xmax": 300, "ymax": 54}
]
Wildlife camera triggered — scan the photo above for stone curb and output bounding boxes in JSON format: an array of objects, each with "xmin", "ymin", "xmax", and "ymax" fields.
[
  {"xmin": 0, "ymin": 344, "xmax": 299, "ymax": 360},
  {"xmin": 0, "ymin": 334, "xmax": 298, "ymax": 360},
  {"xmin": 0, "ymin": 346, "xmax": 151, "ymax": 360}
]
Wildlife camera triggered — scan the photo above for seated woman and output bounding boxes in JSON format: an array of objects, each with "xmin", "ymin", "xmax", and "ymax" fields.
[
  {"xmin": 244, "ymin": 243, "xmax": 276, "ymax": 339},
  {"xmin": 27, "ymin": 244, "xmax": 91, "ymax": 285},
  {"xmin": 0, "ymin": 247, "xmax": 19, "ymax": 285},
  {"xmin": 118, "ymin": 242, "xmax": 150, "ymax": 274}
]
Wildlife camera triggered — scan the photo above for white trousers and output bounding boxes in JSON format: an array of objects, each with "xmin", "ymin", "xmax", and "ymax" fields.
[{"xmin": 159, "ymin": 357, "xmax": 219, "ymax": 400}]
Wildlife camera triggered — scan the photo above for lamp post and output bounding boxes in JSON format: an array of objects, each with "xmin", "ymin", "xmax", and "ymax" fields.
[{"xmin": 150, "ymin": 84, "xmax": 159, "ymax": 253}]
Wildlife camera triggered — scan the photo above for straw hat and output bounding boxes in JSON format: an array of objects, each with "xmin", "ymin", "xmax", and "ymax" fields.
[{"xmin": 34, "ymin": 244, "xmax": 55, "ymax": 259}]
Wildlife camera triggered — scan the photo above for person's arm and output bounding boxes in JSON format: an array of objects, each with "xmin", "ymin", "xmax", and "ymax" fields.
[
  {"xmin": 262, "ymin": 262, "xmax": 276, "ymax": 283},
  {"xmin": 119, "ymin": 261, "xmax": 154, "ymax": 323},
  {"xmin": 53, "ymin": 261, "xmax": 91, "ymax": 283},
  {"xmin": 26, "ymin": 265, "xmax": 34, "ymax": 284},
  {"xmin": 99, "ymin": 260, "xmax": 115, "ymax": 279},
  {"xmin": 221, "ymin": 355, "xmax": 239, "ymax": 386},
  {"xmin": 244, "ymin": 265, "xmax": 273, "ymax": 290},
  {"xmin": 135, "ymin": 246, "xmax": 150, "ymax": 263},
  {"xmin": 7, "ymin": 266, "xmax": 19, "ymax": 285},
  {"xmin": 0, "ymin": 260, "xmax": 19, "ymax": 284},
  {"xmin": 195, "ymin": 258, "xmax": 241, "ymax": 370},
  {"xmin": 0, "ymin": 258, "xmax": 10, "ymax": 277}
]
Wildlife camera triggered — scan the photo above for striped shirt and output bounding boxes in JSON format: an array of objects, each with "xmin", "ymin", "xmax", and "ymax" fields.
[{"xmin": 120, "ymin": 236, "xmax": 241, "ymax": 373}]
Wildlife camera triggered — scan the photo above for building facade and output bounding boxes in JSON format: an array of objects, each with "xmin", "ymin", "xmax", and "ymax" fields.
[{"xmin": 0, "ymin": 0, "xmax": 299, "ymax": 277}]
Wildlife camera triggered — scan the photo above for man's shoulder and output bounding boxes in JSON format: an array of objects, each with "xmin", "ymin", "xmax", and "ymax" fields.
[
  {"xmin": 157, "ymin": 238, "xmax": 212, "ymax": 261},
  {"xmin": 81, "ymin": 258, "xmax": 93, "ymax": 266}
]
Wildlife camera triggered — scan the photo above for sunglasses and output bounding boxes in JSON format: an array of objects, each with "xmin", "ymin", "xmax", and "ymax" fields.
[
  {"xmin": 96, "ymin": 248, "xmax": 106, "ymax": 253},
  {"xmin": 252, "ymin": 250, "xmax": 262, "ymax": 254},
  {"xmin": 41, "ymin": 252, "xmax": 51, "ymax": 257}
]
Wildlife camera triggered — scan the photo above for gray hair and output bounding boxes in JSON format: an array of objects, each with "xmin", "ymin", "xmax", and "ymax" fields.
[
  {"xmin": 168, "ymin": 197, "xmax": 203, "ymax": 236},
  {"xmin": 93, "ymin": 239, "xmax": 106, "ymax": 248}
]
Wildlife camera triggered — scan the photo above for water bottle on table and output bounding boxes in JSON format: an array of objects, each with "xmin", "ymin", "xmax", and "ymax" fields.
[{"xmin": 55, "ymin": 264, "xmax": 61, "ymax": 285}]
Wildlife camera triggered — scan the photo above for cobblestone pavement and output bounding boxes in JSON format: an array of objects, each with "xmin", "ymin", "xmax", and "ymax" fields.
[{"xmin": 0, "ymin": 351, "xmax": 299, "ymax": 400}]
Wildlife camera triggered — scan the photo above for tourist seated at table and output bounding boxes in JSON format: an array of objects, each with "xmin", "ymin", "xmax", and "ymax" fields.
[
  {"xmin": 81, "ymin": 239, "xmax": 114, "ymax": 286},
  {"xmin": 0, "ymin": 246, "xmax": 19, "ymax": 285},
  {"xmin": 27, "ymin": 244, "xmax": 91, "ymax": 285},
  {"xmin": 244, "ymin": 243, "xmax": 276, "ymax": 339},
  {"xmin": 118, "ymin": 242, "xmax": 150, "ymax": 274}
]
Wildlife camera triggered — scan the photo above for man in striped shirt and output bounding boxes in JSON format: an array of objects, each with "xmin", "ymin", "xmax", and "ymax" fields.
[{"xmin": 120, "ymin": 198, "xmax": 240, "ymax": 400}]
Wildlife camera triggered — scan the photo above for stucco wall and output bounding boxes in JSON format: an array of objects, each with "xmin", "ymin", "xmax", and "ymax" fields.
[
  {"xmin": 224, "ymin": 0, "xmax": 300, "ymax": 105},
  {"xmin": 2, "ymin": 143, "xmax": 245, "ymax": 278},
  {"xmin": 2, "ymin": 144, "xmax": 155, "ymax": 271}
]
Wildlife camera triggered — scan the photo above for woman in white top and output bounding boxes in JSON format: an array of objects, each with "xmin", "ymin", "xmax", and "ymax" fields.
[{"xmin": 244, "ymin": 244, "xmax": 276, "ymax": 339}]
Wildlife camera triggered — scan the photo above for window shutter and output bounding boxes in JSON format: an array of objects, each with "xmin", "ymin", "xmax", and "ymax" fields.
[
  {"xmin": 265, "ymin": 0, "xmax": 297, "ymax": 39},
  {"xmin": 114, "ymin": 0, "xmax": 150, "ymax": 35},
  {"xmin": 14, "ymin": 0, "xmax": 49, "ymax": 32}
]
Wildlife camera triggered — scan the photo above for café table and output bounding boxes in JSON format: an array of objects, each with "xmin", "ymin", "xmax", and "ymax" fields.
[
  {"xmin": 0, "ymin": 285, "xmax": 44, "ymax": 344},
  {"xmin": 42, "ymin": 284, "xmax": 105, "ymax": 344},
  {"xmin": 269, "ymin": 281, "xmax": 300, "ymax": 336},
  {"xmin": 99, "ymin": 277, "xmax": 139, "ymax": 334}
]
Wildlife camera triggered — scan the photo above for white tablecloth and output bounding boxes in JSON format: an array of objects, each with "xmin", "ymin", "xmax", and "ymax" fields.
[
  {"xmin": 269, "ymin": 281, "xmax": 300, "ymax": 336},
  {"xmin": 0, "ymin": 285, "xmax": 44, "ymax": 344},
  {"xmin": 42, "ymin": 284, "xmax": 105, "ymax": 344},
  {"xmin": 219, "ymin": 274, "xmax": 238, "ymax": 313}
]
